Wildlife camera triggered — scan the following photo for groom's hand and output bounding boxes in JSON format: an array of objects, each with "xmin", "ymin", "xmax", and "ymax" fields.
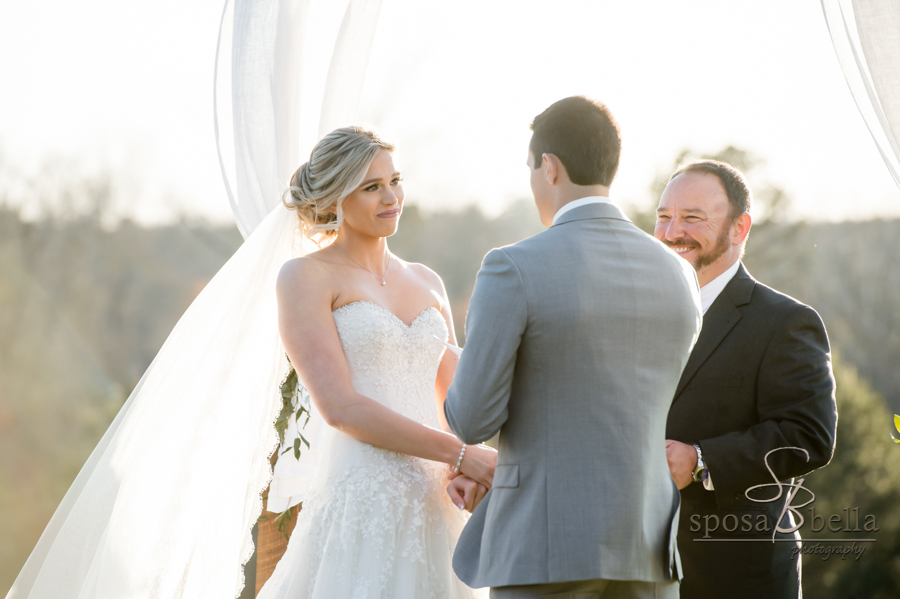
[
  {"xmin": 449, "ymin": 443, "xmax": 497, "ymax": 489},
  {"xmin": 666, "ymin": 440, "xmax": 698, "ymax": 490},
  {"xmin": 446, "ymin": 476, "xmax": 488, "ymax": 512}
]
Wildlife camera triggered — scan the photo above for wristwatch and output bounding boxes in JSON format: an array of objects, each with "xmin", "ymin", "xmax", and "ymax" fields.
[{"xmin": 691, "ymin": 443, "xmax": 708, "ymax": 483}]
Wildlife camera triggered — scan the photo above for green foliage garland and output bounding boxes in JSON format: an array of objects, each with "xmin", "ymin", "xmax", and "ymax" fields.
[
  {"xmin": 260, "ymin": 357, "xmax": 312, "ymax": 541},
  {"xmin": 275, "ymin": 357, "xmax": 311, "ymax": 460}
]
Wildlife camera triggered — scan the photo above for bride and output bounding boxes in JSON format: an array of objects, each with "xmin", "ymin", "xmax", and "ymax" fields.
[
  {"xmin": 258, "ymin": 125, "xmax": 495, "ymax": 598},
  {"xmin": 6, "ymin": 126, "xmax": 494, "ymax": 599}
]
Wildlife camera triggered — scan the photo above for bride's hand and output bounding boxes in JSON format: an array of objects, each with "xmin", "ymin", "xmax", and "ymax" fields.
[
  {"xmin": 446, "ymin": 475, "xmax": 489, "ymax": 512},
  {"xmin": 452, "ymin": 443, "xmax": 497, "ymax": 489}
]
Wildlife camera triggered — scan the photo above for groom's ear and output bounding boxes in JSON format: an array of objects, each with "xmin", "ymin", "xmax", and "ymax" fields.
[{"xmin": 543, "ymin": 153, "xmax": 560, "ymax": 185}]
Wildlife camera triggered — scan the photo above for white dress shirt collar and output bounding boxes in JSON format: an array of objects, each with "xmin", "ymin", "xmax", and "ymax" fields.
[
  {"xmin": 551, "ymin": 196, "xmax": 612, "ymax": 225},
  {"xmin": 700, "ymin": 260, "xmax": 741, "ymax": 315}
]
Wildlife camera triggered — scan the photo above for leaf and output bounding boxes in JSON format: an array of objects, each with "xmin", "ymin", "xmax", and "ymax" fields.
[
  {"xmin": 281, "ymin": 369, "xmax": 297, "ymax": 402},
  {"xmin": 275, "ymin": 366, "xmax": 299, "ymax": 446},
  {"xmin": 274, "ymin": 509, "xmax": 293, "ymax": 541},
  {"xmin": 293, "ymin": 437, "xmax": 302, "ymax": 460},
  {"xmin": 257, "ymin": 516, "xmax": 268, "ymax": 523}
]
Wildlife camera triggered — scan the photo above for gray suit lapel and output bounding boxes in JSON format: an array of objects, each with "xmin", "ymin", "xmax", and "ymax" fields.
[{"xmin": 673, "ymin": 264, "xmax": 755, "ymax": 398}]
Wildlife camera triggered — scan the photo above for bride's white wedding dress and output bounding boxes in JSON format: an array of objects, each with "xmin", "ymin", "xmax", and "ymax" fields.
[{"xmin": 258, "ymin": 300, "xmax": 486, "ymax": 599}]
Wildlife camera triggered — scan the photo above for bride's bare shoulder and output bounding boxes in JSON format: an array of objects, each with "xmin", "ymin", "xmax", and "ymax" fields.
[
  {"xmin": 276, "ymin": 252, "xmax": 337, "ymax": 298},
  {"xmin": 395, "ymin": 257, "xmax": 446, "ymax": 294}
]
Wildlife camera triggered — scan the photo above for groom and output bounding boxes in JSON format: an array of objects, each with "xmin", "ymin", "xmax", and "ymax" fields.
[{"xmin": 443, "ymin": 96, "xmax": 703, "ymax": 599}]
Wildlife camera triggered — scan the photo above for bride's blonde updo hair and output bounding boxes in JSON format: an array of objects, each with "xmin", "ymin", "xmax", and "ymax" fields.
[{"xmin": 282, "ymin": 126, "xmax": 394, "ymax": 240}]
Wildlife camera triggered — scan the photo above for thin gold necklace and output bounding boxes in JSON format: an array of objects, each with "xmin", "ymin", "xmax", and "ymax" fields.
[{"xmin": 333, "ymin": 243, "xmax": 391, "ymax": 286}]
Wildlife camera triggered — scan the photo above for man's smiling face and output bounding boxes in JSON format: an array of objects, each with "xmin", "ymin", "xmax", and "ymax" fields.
[{"xmin": 654, "ymin": 170, "xmax": 736, "ymax": 273}]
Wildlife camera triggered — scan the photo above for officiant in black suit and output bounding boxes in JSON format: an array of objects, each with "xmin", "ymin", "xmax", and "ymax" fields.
[{"xmin": 655, "ymin": 160, "xmax": 838, "ymax": 599}]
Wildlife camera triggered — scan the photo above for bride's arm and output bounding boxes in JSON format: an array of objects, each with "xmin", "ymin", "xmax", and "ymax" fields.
[
  {"xmin": 277, "ymin": 258, "xmax": 495, "ymax": 487},
  {"xmin": 432, "ymin": 273, "xmax": 459, "ymax": 434}
]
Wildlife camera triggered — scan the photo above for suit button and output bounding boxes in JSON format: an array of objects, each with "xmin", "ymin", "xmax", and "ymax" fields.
[{"xmin": 734, "ymin": 494, "xmax": 741, "ymax": 499}]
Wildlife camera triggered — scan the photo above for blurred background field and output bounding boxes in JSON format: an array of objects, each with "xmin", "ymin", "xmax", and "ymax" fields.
[{"xmin": 2, "ymin": 146, "xmax": 900, "ymax": 597}]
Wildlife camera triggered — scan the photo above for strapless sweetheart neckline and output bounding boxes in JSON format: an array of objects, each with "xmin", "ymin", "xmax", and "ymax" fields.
[{"xmin": 332, "ymin": 300, "xmax": 440, "ymax": 329}]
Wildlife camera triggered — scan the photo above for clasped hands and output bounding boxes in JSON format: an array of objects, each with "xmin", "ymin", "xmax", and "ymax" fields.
[
  {"xmin": 444, "ymin": 440, "xmax": 699, "ymax": 511},
  {"xmin": 445, "ymin": 443, "xmax": 496, "ymax": 513}
]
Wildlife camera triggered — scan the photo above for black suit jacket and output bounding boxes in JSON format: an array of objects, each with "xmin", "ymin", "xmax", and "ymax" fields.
[{"xmin": 666, "ymin": 264, "xmax": 837, "ymax": 599}]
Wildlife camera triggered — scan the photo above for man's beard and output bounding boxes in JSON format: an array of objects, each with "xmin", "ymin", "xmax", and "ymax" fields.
[
  {"xmin": 693, "ymin": 225, "xmax": 731, "ymax": 271},
  {"xmin": 666, "ymin": 225, "xmax": 731, "ymax": 272}
]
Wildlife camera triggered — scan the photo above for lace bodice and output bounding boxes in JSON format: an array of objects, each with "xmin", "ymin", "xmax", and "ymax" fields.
[{"xmin": 332, "ymin": 300, "xmax": 448, "ymax": 427}]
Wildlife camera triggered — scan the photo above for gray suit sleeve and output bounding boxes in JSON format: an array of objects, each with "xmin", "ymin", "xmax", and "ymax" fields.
[{"xmin": 444, "ymin": 248, "xmax": 527, "ymax": 444}]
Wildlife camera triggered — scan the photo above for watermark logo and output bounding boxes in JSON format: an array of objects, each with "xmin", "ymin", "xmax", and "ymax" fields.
[{"xmin": 690, "ymin": 447, "xmax": 877, "ymax": 560}]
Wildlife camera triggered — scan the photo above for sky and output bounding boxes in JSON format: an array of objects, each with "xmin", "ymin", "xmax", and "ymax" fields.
[{"xmin": 1, "ymin": 0, "xmax": 898, "ymax": 226}]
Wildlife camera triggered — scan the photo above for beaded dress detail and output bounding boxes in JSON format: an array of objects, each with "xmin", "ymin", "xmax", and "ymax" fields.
[{"xmin": 257, "ymin": 301, "xmax": 486, "ymax": 599}]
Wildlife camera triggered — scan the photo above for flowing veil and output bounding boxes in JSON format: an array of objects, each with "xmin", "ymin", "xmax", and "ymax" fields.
[{"xmin": 6, "ymin": 0, "xmax": 383, "ymax": 597}]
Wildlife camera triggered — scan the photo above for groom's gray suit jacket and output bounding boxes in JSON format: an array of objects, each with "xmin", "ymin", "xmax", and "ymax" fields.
[{"xmin": 444, "ymin": 202, "xmax": 702, "ymax": 589}]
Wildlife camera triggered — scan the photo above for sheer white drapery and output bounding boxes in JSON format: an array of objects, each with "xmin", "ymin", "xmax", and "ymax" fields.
[
  {"xmin": 7, "ymin": 1, "xmax": 383, "ymax": 597},
  {"xmin": 822, "ymin": 0, "xmax": 900, "ymax": 190},
  {"xmin": 216, "ymin": 0, "xmax": 384, "ymax": 239}
]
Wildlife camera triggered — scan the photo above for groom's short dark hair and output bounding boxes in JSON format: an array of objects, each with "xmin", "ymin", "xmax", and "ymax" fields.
[{"xmin": 529, "ymin": 96, "xmax": 621, "ymax": 186}]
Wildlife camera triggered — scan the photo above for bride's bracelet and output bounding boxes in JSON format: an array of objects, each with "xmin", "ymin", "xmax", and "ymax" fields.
[{"xmin": 453, "ymin": 444, "xmax": 467, "ymax": 473}]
